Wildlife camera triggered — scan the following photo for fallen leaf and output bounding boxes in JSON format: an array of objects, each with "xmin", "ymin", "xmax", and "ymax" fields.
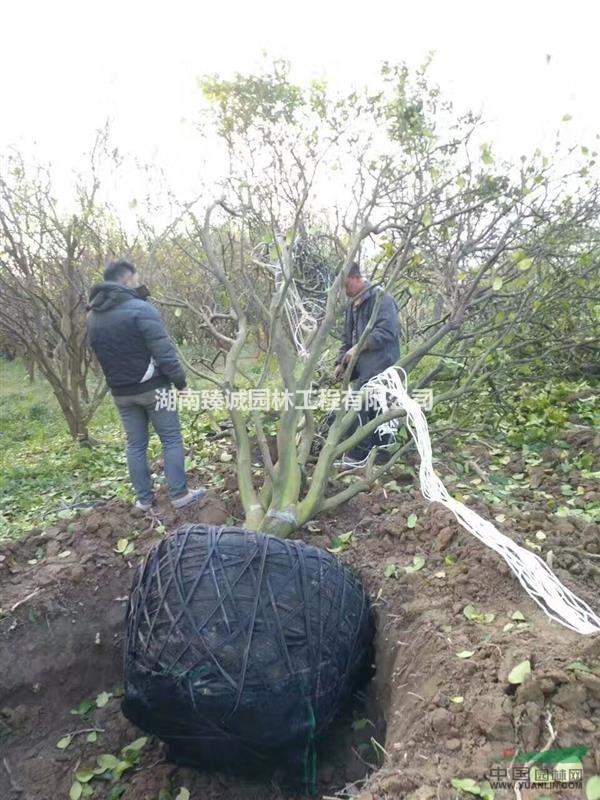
[
  {"xmin": 567, "ymin": 661, "xmax": 591, "ymax": 673},
  {"xmin": 75, "ymin": 768, "xmax": 96, "ymax": 784},
  {"xmin": 95, "ymin": 691, "xmax": 111, "ymax": 708},
  {"xmin": 97, "ymin": 754, "xmax": 120, "ymax": 770},
  {"xmin": 405, "ymin": 555, "xmax": 426, "ymax": 573},
  {"xmin": 450, "ymin": 777, "xmax": 480, "ymax": 795},
  {"xmin": 384, "ymin": 563, "xmax": 399, "ymax": 579},
  {"xmin": 56, "ymin": 735, "xmax": 72, "ymax": 750},
  {"xmin": 586, "ymin": 775, "xmax": 600, "ymax": 800},
  {"xmin": 122, "ymin": 737, "xmax": 147, "ymax": 753},
  {"xmin": 69, "ymin": 782, "xmax": 82, "ymax": 800},
  {"xmin": 508, "ymin": 659, "xmax": 531, "ymax": 684}
]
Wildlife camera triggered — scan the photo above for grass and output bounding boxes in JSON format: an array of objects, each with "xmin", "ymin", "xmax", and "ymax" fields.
[
  {"xmin": 0, "ymin": 358, "xmax": 237, "ymax": 539},
  {"xmin": 0, "ymin": 360, "xmax": 144, "ymax": 538},
  {"xmin": 0, "ymin": 347, "xmax": 280, "ymax": 539},
  {"xmin": 1, "ymin": 356, "xmax": 598, "ymax": 540}
]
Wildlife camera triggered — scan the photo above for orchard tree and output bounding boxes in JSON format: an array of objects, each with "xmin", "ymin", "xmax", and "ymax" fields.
[
  {"xmin": 0, "ymin": 138, "xmax": 129, "ymax": 443},
  {"xmin": 159, "ymin": 61, "xmax": 600, "ymax": 536}
]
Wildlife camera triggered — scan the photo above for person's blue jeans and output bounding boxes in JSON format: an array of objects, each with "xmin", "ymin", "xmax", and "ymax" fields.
[{"xmin": 113, "ymin": 388, "xmax": 187, "ymax": 504}]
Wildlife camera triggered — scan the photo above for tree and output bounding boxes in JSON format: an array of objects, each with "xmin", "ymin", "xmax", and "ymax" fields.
[
  {"xmin": 0, "ymin": 138, "xmax": 129, "ymax": 443},
  {"xmin": 153, "ymin": 61, "xmax": 600, "ymax": 537}
]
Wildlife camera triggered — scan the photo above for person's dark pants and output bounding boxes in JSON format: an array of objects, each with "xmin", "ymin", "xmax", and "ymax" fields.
[
  {"xmin": 350, "ymin": 405, "xmax": 378, "ymax": 458},
  {"xmin": 348, "ymin": 404, "xmax": 394, "ymax": 458},
  {"xmin": 317, "ymin": 388, "xmax": 393, "ymax": 459},
  {"xmin": 342, "ymin": 378, "xmax": 381, "ymax": 458},
  {"xmin": 113, "ymin": 388, "xmax": 188, "ymax": 504}
]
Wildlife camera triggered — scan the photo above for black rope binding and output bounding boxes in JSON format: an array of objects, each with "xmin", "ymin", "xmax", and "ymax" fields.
[{"xmin": 122, "ymin": 524, "xmax": 374, "ymax": 790}]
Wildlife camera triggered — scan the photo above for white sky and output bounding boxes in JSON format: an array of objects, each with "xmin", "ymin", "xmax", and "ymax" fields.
[{"xmin": 2, "ymin": 0, "xmax": 599, "ymax": 203}]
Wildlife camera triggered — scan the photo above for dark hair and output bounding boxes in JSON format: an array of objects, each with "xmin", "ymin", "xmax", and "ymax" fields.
[
  {"xmin": 104, "ymin": 259, "xmax": 136, "ymax": 282},
  {"xmin": 347, "ymin": 262, "xmax": 361, "ymax": 278}
]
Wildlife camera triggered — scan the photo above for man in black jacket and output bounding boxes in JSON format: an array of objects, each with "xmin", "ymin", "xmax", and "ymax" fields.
[
  {"xmin": 87, "ymin": 260, "xmax": 205, "ymax": 511},
  {"xmin": 334, "ymin": 263, "xmax": 400, "ymax": 465}
]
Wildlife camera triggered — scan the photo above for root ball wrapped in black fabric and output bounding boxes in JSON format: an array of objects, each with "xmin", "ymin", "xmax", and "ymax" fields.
[{"xmin": 122, "ymin": 524, "xmax": 373, "ymax": 784}]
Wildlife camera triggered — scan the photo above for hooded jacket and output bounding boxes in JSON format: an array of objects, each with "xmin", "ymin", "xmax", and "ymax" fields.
[
  {"xmin": 87, "ymin": 281, "xmax": 186, "ymax": 396},
  {"xmin": 335, "ymin": 284, "xmax": 400, "ymax": 387}
]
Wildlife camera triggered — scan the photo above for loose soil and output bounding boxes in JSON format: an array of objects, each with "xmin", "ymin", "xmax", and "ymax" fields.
[{"xmin": 1, "ymin": 426, "xmax": 599, "ymax": 800}]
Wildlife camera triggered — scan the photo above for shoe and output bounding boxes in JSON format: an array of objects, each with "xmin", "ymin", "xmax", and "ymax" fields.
[
  {"xmin": 334, "ymin": 452, "xmax": 370, "ymax": 469},
  {"xmin": 134, "ymin": 499, "xmax": 153, "ymax": 512},
  {"xmin": 374, "ymin": 448, "xmax": 393, "ymax": 466},
  {"xmin": 171, "ymin": 487, "xmax": 207, "ymax": 509}
]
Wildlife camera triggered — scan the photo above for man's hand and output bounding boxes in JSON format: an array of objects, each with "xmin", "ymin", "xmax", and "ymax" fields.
[
  {"xmin": 335, "ymin": 345, "xmax": 359, "ymax": 381},
  {"xmin": 343, "ymin": 345, "xmax": 357, "ymax": 366}
]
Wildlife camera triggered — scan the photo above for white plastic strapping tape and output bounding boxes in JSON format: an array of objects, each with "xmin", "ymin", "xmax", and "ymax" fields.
[{"xmin": 363, "ymin": 367, "xmax": 600, "ymax": 635}]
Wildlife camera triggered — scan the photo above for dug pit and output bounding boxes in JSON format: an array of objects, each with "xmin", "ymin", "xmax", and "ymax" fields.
[
  {"xmin": 0, "ymin": 500, "xmax": 389, "ymax": 800},
  {"xmin": 1, "ymin": 484, "xmax": 600, "ymax": 800}
]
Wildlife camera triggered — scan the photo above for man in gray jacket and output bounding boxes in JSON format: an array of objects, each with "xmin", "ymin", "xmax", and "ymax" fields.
[
  {"xmin": 87, "ymin": 260, "xmax": 205, "ymax": 511},
  {"xmin": 334, "ymin": 263, "xmax": 400, "ymax": 465}
]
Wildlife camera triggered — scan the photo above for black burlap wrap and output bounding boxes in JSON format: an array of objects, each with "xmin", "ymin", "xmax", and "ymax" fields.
[{"xmin": 122, "ymin": 524, "xmax": 373, "ymax": 784}]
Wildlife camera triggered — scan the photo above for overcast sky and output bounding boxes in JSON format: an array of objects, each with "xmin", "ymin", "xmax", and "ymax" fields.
[{"xmin": 2, "ymin": 0, "xmax": 599, "ymax": 202}]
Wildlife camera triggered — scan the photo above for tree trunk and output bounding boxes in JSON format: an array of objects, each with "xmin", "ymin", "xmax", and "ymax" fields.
[
  {"xmin": 257, "ymin": 510, "xmax": 298, "ymax": 538},
  {"xmin": 24, "ymin": 355, "xmax": 35, "ymax": 383}
]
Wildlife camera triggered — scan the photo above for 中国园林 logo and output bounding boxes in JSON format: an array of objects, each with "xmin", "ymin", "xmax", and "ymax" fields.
[
  {"xmin": 451, "ymin": 745, "xmax": 600, "ymax": 798},
  {"xmin": 496, "ymin": 744, "xmax": 587, "ymax": 784}
]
